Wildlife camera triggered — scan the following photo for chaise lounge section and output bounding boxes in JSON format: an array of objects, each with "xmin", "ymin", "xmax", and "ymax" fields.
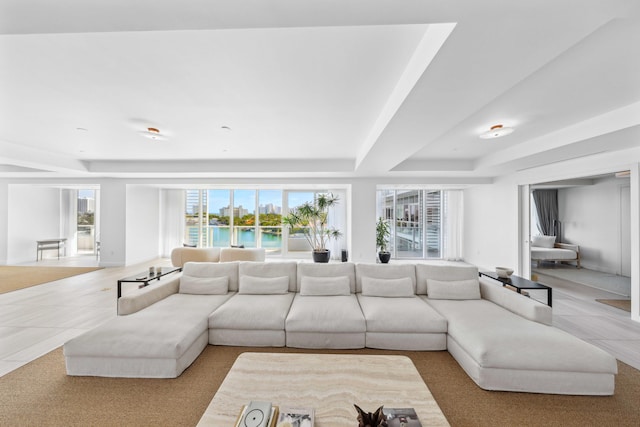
[{"xmin": 416, "ymin": 264, "xmax": 617, "ymax": 395}]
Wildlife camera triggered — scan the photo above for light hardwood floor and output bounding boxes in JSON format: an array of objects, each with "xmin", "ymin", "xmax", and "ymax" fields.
[{"xmin": 1, "ymin": 256, "xmax": 639, "ymax": 377}]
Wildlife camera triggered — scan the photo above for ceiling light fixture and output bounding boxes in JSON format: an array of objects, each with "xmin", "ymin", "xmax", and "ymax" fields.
[
  {"xmin": 139, "ymin": 127, "xmax": 166, "ymax": 141},
  {"xmin": 479, "ymin": 124, "xmax": 514, "ymax": 139}
]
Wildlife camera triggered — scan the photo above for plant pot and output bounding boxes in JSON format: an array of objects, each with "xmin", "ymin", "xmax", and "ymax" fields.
[
  {"xmin": 378, "ymin": 252, "xmax": 391, "ymax": 264},
  {"xmin": 312, "ymin": 250, "xmax": 331, "ymax": 263}
]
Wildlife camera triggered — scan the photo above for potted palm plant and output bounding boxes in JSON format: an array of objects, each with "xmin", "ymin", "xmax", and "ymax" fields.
[
  {"xmin": 376, "ymin": 217, "xmax": 391, "ymax": 263},
  {"xmin": 282, "ymin": 193, "xmax": 342, "ymax": 263}
]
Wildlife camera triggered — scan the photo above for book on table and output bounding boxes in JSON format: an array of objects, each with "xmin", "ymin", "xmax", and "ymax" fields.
[
  {"xmin": 276, "ymin": 406, "xmax": 314, "ymax": 427},
  {"xmin": 383, "ymin": 407, "xmax": 422, "ymax": 427}
]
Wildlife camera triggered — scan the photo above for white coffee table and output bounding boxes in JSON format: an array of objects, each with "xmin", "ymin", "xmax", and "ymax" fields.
[{"xmin": 197, "ymin": 352, "xmax": 449, "ymax": 426}]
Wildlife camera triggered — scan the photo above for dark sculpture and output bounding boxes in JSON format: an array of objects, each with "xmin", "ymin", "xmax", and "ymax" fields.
[{"xmin": 354, "ymin": 404, "xmax": 388, "ymax": 427}]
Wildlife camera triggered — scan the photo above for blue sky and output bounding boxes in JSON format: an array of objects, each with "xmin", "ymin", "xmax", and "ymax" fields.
[{"xmin": 204, "ymin": 190, "xmax": 318, "ymax": 213}]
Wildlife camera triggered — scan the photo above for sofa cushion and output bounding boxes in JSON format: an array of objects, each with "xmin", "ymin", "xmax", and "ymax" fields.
[
  {"xmin": 532, "ymin": 235, "xmax": 556, "ymax": 248},
  {"xmin": 239, "ymin": 261, "xmax": 298, "ymax": 292},
  {"xmin": 299, "ymin": 275, "xmax": 350, "ymax": 296},
  {"xmin": 64, "ymin": 293, "xmax": 232, "ymax": 359},
  {"xmin": 426, "ymin": 298, "xmax": 617, "ymax": 374},
  {"xmin": 415, "ymin": 263, "xmax": 478, "ymax": 295},
  {"xmin": 361, "ymin": 276, "xmax": 414, "ymax": 297},
  {"xmin": 297, "ymin": 263, "xmax": 356, "ymax": 293},
  {"xmin": 209, "ymin": 293, "xmax": 295, "ymax": 330},
  {"xmin": 183, "ymin": 261, "xmax": 240, "ymax": 291},
  {"xmin": 427, "ymin": 278, "xmax": 481, "ymax": 300},
  {"xmin": 355, "ymin": 263, "xmax": 416, "ymax": 293},
  {"xmin": 239, "ymin": 275, "xmax": 289, "ymax": 294},
  {"xmin": 179, "ymin": 275, "xmax": 228, "ymax": 295},
  {"xmin": 286, "ymin": 295, "xmax": 366, "ymax": 333},
  {"xmin": 171, "ymin": 247, "xmax": 220, "ymax": 267},
  {"xmin": 357, "ymin": 295, "xmax": 447, "ymax": 333}
]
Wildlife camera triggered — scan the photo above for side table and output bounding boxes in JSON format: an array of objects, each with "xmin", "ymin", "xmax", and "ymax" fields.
[
  {"xmin": 479, "ymin": 271, "xmax": 552, "ymax": 306},
  {"xmin": 117, "ymin": 266, "xmax": 182, "ymax": 300}
]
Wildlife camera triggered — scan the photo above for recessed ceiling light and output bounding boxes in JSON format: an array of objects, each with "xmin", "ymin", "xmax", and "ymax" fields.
[
  {"xmin": 139, "ymin": 127, "xmax": 166, "ymax": 141},
  {"xmin": 479, "ymin": 124, "xmax": 514, "ymax": 139}
]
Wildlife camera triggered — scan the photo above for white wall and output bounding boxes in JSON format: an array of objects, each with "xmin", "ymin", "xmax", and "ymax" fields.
[
  {"xmin": 125, "ymin": 184, "xmax": 160, "ymax": 265},
  {"xmin": 558, "ymin": 177, "xmax": 631, "ymax": 275},
  {"xmin": 463, "ymin": 181, "xmax": 519, "ymax": 272},
  {"xmin": 99, "ymin": 180, "xmax": 127, "ymax": 267},
  {"xmin": 0, "ymin": 182, "xmax": 9, "ymax": 264},
  {"xmin": 7, "ymin": 185, "xmax": 61, "ymax": 264},
  {"xmin": 350, "ymin": 181, "xmax": 377, "ymax": 262}
]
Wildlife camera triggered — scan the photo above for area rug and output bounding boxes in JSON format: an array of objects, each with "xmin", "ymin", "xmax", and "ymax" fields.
[
  {"xmin": 0, "ymin": 266, "xmax": 103, "ymax": 294},
  {"xmin": 596, "ymin": 299, "xmax": 632, "ymax": 312},
  {"xmin": 1, "ymin": 346, "xmax": 639, "ymax": 427}
]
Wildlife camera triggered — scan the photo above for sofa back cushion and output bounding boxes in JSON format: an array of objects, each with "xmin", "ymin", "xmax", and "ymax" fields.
[
  {"xmin": 531, "ymin": 235, "xmax": 556, "ymax": 248},
  {"xmin": 426, "ymin": 278, "xmax": 481, "ymax": 300},
  {"xmin": 297, "ymin": 262, "xmax": 356, "ymax": 293},
  {"xmin": 355, "ymin": 263, "xmax": 416, "ymax": 294},
  {"xmin": 415, "ymin": 264, "xmax": 478, "ymax": 295},
  {"xmin": 219, "ymin": 247, "xmax": 266, "ymax": 262},
  {"xmin": 361, "ymin": 276, "xmax": 414, "ymax": 297},
  {"xmin": 179, "ymin": 275, "xmax": 229, "ymax": 295},
  {"xmin": 182, "ymin": 261, "xmax": 239, "ymax": 291},
  {"xmin": 171, "ymin": 247, "xmax": 221, "ymax": 267},
  {"xmin": 239, "ymin": 261, "xmax": 298, "ymax": 292},
  {"xmin": 239, "ymin": 275, "xmax": 289, "ymax": 294},
  {"xmin": 299, "ymin": 275, "xmax": 351, "ymax": 296}
]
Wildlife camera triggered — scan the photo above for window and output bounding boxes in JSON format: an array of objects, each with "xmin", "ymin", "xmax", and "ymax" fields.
[
  {"xmin": 377, "ymin": 189, "xmax": 444, "ymax": 259},
  {"xmin": 184, "ymin": 188, "xmax": 344, "ymax": 258}
]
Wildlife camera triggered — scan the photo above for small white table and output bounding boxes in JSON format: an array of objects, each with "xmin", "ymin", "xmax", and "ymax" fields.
[{"xmin": 197, "ymin": 352, "xmax": 449, "ymax": 427}]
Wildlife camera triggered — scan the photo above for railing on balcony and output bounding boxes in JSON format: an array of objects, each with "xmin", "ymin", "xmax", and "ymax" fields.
[{"xmin": 186, "ymin": 225, "xmax": 283, "ymax": 254}]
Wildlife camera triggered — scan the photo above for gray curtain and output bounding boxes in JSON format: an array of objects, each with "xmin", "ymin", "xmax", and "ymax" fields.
[{"xmin": 532, "ymin": 189, "xmax": 558, "ymax": 237}]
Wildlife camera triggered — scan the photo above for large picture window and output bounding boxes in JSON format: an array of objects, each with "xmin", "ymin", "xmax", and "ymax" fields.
[{"xmin": 184, "ymin": 188, "xmax": 346, "ymax": 258}]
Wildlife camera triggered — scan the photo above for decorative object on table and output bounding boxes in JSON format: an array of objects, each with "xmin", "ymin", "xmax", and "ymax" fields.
[
  {"xmin": 276, "ymin": 406, "xmax": 314, "ymax": 427},
  {"xmin": 376, "ymin": 217, "xmax": 391, "ymax": 263},
  {"xmin": 148, "ymin": 266, "xmax": 155, "ymax": 275},
  {"xmin": 282, "ymin": 193, "xmax": 342, "ymax": 263},
  {"xmin": 354, "ymin": 404, "xmax": 387, "ymax": 427},
  {"xmin": 495, "ymin": 267, "xmax": 513, "ymax": 278},
  {"xmin": 235, "ymin": 401, "xmax": 277, "ymax": 427},
  {"xmin": 383, "ymin": 408, "xmax": 422, "ymax": 427}
]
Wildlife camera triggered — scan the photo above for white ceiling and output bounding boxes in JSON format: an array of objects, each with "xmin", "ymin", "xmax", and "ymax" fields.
[{"xmin": 1, "ymin": 0, "xmax": 639, "ymax": 180}]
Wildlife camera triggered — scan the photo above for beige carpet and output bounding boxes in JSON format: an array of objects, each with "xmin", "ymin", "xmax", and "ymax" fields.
[
  {"xmin": 1, "ymin": 346, "xmax": 639, "ymax": 427},
  {"xmin": 0, "ymin": 266, "xmax": 103, "ymax": 294},
  {"xmin": 596, "ymin": 299, "xmax": 632, "ymax": 312}
]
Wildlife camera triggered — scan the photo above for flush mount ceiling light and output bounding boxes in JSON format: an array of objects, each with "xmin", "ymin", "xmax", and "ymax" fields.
[
  {"xmin": 479, "ymin": 124, "xmax": 514, "ymax": 139},
  {"xmin": 139, "ymin": 127, "xmax": 166, "ymax": 141}
]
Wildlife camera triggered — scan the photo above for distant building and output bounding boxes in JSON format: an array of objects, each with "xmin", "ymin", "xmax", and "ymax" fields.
[
  {"xmin": 220, "ymin": 206, "xmax": 249, "ymax": 218},
  {"xmin": 78, "ymin": 197, "xmax": 95, "ymax": 214}
]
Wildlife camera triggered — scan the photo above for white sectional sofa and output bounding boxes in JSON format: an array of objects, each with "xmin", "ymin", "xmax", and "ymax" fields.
[{"xmin": 63, "ymin": 261, "xmax": 617, "ymax": 395}]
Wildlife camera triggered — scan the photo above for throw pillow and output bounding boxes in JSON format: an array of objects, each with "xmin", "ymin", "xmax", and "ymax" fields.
[
  {"xmin": 361, "ymin": 276, "xmax": 414, "ymax": 297},
  {"xmin": 299, "ymin": 275, "xmax": 351, "ymax": 296},
  {"xmin": 239, "ymin": 275, "xmax": 289, "ymax": 294},
  {"xmin": 179, "ymin": 275, "xmax": 229, "ymax": 295},
  {"xmin": 427, "ymin": 278, "xmax": 481, "ymax": 300},
  {"xmin": 531, "ymin": 235, "xmax": 556, "ymax": 248}
]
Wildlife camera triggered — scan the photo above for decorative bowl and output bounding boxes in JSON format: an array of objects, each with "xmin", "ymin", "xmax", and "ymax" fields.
[{"xmin": 495, "ymin": 267, "xmax": 514, "ymax": 278}]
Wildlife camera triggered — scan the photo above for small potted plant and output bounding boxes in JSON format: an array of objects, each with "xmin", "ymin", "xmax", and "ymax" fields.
[
  {"xmin": 376, "ymin": 217, "xmax": 391, "ymax": 263},
  {"xmin": 282, "ymin": 193, "xmax": 342, "ymax": 263}
]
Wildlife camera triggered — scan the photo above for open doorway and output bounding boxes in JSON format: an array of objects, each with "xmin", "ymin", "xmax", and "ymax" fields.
[
  {"xmin": 77, "ymin": 189, "xmax": 99, "ymax": 257},
  {"xmin": 529, "ymin": 173, "xmax": 631, "ymax": 314}
]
